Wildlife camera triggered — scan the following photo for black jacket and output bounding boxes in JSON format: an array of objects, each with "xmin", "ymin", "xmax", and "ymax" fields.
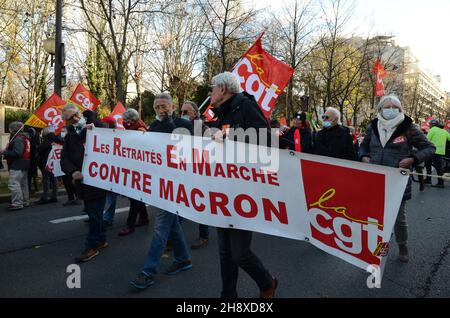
[
  {"xmin": 148, "ymin": 113, "xmax": 193, "ymax": 134},
  {"xmin": 61, "ymin": 121, "xmax": 106, "ymax": 201},
  {"xmin": 212, "ymin": 92, "xmax": 270, "ymax": 146},
  {"xmin": 284, "ymin": 127, "xmax": 314, "ymax": 153},
  {"xmin": 314, "ymin": 125, "xmax": 357, "ymax": 160},
  {"xmin": 37, "ymin": 133, "xmax": 63, "ymax": 170},
  {"xmin": 3, "ymin": 132, "xmax": 31, "ymax": 171}
]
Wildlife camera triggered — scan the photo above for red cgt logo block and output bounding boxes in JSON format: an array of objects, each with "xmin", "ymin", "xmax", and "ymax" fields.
[{"xmin": 301, "ymin": 160, "xmax": 386, "ymax": 266}]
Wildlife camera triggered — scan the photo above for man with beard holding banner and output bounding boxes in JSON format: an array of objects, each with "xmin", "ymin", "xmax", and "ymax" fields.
[{"xmin": 208, "ymin": 72, "xmax": 278, "ymax": 298}]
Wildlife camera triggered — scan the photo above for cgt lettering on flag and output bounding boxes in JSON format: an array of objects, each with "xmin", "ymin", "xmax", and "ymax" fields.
[
  {"xmin": 230, "ymin": 34, "xmax": 294, "ymax": 119},
  {"xmin": 69, "ymin": 83, "xmax": 101, "ymax": 111}
]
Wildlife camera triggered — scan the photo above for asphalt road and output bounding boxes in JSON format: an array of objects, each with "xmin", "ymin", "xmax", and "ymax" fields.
[{"xmin": 0, "ymin": 181, "xmax": 449, "ymax": 298}]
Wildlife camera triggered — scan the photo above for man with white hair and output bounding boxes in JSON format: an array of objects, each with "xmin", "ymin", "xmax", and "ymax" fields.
[
  {"xmin": 207, "ymin": 72, "xmax": 278, "ymax": 298},
  {"xmin": 314, "ymin": 107, "xmax": 356, "ymax": 160},
  {"xmin": 1, "ymin": 121, "xmax": 30, "ymax": 211}
]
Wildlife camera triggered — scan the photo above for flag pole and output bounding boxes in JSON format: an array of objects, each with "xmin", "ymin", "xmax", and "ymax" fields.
[{"xmin": 198, "ymin": 96, "xmax": 211, "ymax": 113}]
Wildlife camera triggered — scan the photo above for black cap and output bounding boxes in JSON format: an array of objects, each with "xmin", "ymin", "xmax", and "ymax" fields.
[{"xmin": 294, "ymin": 111, "xmax": 306, "ymax": 121}]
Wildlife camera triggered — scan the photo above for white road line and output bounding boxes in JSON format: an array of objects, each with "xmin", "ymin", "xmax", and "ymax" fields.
[{"xmin": 49, "ymin": 207, "xmax": 130, "ymax": 224}]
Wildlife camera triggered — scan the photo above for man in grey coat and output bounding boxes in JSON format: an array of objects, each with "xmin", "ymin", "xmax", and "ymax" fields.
[{"xmin": 359, "ymin": 94, "xmax": 435, "ymax": 262}]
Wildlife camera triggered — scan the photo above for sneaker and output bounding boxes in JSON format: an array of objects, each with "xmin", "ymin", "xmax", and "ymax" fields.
[
  {"xmin": 260, "ymin": 277, "xmax": 278, "ymax": 298},
  {"xmin": 35, "ymin": 198, "xmax": 49, "ymax": 205},
  {"xmin": 135, "ymin": 219, "xmax": 149, "ymax": 227},
  {"xmin": 8, "ymin": 204, "xmax": 23, "ymax": 211},
  {"xmin": 130, "ymin": 272, "xmax": 155, "ymax": 289},
  {"xmin": 118, "ymin": 227, "xmax": 135, "ymax": 236},
  {"xmin": 398, "ymin": 244, "xmax": 409, "ymax": 263},
  {"xmin": 95, "ymin": 241, "xmax": 109, "ymax": 250},
  {"xmin": 48, "ymin": 198, "xmax": 58, "ymax": 203},
  {"xmin": 74, "ymin": 248, "xmax": 99, "ymax": 263},
  {"xmin": 165, "ymin": 260, "xmax": 192, "ymax": 275},
  {"xmin": 191, "ymin": 238, "xmax": 208, "ymax": 250}
]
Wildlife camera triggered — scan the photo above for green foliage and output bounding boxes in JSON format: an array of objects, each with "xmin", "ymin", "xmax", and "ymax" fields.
[
  {"xmin": 127, "ymin": 90, "xmax": 156, "ymax": 124},
  {"xmin": 5, "ymin": 108, "xmax": 32, "ymax": 130}
]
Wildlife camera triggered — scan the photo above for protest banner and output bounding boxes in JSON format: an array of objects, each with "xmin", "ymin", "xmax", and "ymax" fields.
[
  {"xmin": 45, "ymin": 144, "xmax": 64, "ymax": 177},
  {"xmin": 82, "ymin": 128, "xmax": 408, "ymax": 279}
]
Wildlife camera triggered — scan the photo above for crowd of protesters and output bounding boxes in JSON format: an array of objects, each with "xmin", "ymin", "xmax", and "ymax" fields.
[{"xmin": 1, "ymin": 71, "xmax": 449, "ymax": 298}]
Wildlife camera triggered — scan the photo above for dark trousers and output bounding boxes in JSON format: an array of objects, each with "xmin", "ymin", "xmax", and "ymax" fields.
[
  {"xmin": 126, "ymin": 198, "xmax": 148, "ymax": 228},
  {"xmin": 217, "ymin": 228, "xmax": 272, "ymax": 298},
  {"xmin": 40, "ymin": 168, "xmax": 57, "ymax": 200},
  {"xmin": 62, "ymin": 175, "xmax": 76, "ymax": 201},
  {"xmin": 199, "ymin": 224, "xmax": 209, "ymax": 239},
  {"xmin": 85, "ymin": 197, "xmax": 106, "ymax": 249},
  {"xmin": 425, "ymin": 154, "xmax": 444, "ymax": 185}
]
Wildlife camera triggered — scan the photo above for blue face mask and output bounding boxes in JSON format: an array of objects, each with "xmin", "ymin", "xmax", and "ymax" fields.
[
  {"xmin": 382, "ymin": 108, "xmax": 400, "ymax": 120},
  {"xmin": 181, "ymin": 115, "xmax": 191, "ymax": 122},
  {"xmin": 323, "ymin": 121, "xmax": 332, "ymax": 128}
]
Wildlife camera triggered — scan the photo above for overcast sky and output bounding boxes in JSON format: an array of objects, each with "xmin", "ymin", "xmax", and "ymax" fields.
[{"xmin": 252, "ymin": 0, "xmax": 450, "ymax": 92}]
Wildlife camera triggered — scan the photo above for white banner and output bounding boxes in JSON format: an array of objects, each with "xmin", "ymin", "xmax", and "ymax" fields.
[
  {"xmin": 45, "ymin": 144, "xmax": 65, "ymax": 177},
  {"xmin": 82, "ymin": 128, "xmax": 409, "ymax": 278}
]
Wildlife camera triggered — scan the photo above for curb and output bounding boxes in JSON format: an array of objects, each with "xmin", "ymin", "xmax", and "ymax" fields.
[{"xmin": 0, "ymin": 188, "xmax": 68, "ymax": 204}]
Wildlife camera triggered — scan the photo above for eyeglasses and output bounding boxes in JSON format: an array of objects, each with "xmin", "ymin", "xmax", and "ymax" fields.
[
  {"xmin": 181, "ymin": 110, "xmax": 189, "ymax": 115},
  {"xmin": 208, "ymin": 84, "xmax": 217, "ymax": 92},
  {"xmin": 66, "ymin": 112, "xmax": 80, "ymax": 121},
  {"xmin": 321, "ymin": 115, "xmax": 330, "ymax": 120}
]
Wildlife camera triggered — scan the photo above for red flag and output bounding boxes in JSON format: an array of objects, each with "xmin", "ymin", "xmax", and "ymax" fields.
[
  {"xmin": 110, "ymin": 101, "xmax": 126, "ymax": 129},
  {"xmin": 25, "ymin": 93, "xmax": 66, "ymax": 134},
  {"xmin": 231, "ymin": 34, "xmax": 294, "ymax": 118},
  {"xmin": 421, "ymin": 116, "xmax": 434, "ymax": 132},
  {"xmin": 203, "ymin": 105, "xmax": 216, "ymax": 122},
  {"xmin": 294, "ymin": 128, "xmax": 302, "ymax": 152},
  {"xmin": 445, "ymin": 119, "xmax": 450, "ymax": 130},
  {"xmin": 374, "ymin": 58, "xmax": 386, "ymax": 97},
  {"xmin": 69, "ymin": 83, "xmax": 101, "ymax": 111}
]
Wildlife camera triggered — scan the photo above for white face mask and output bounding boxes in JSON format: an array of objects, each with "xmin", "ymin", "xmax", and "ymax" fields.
[
  {"xmin": 181, "ymin": 115, "xmax": 191, "ymax": 121},
  {"xmin": 382, "ymin": 108, "xmax": 400, "ymax": 120}
]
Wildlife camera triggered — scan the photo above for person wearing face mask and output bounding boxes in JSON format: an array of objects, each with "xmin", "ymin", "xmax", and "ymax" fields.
[
  {"xmin": 117, "ymin": 108, "xmax": 149, "ymax": 237},
  {"xmin": 60, "ymin": 104, "xmax": 108, "ymax": 263},
  {"xmin": 359, "ymin": 94, "xmax": 435, "ymax": 263},
  {"xmin": 284, "ymin": 111, "xmax": 313, "ymax": 153},
  {"xmin": 314, "ymin": 107, "xmax": 356, "ymax": 160}
]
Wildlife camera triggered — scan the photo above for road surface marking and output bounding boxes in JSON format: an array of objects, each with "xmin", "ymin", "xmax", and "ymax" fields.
[{"xmin": 49, "ymin": 207, "xmax": 130, "ymax": 224}]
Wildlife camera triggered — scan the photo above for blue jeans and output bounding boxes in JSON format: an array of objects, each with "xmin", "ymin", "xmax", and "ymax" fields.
[
  {"xmin": 142, "ymin": 207, "xmax": 190, "ymax": 277},
  {"xmin": 85, "ymin": 197, "xmax": 106, "ymax": 249},
  {"xmin": 102, "ymin": 192, "xmax": 118, "ymax": 223}
]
